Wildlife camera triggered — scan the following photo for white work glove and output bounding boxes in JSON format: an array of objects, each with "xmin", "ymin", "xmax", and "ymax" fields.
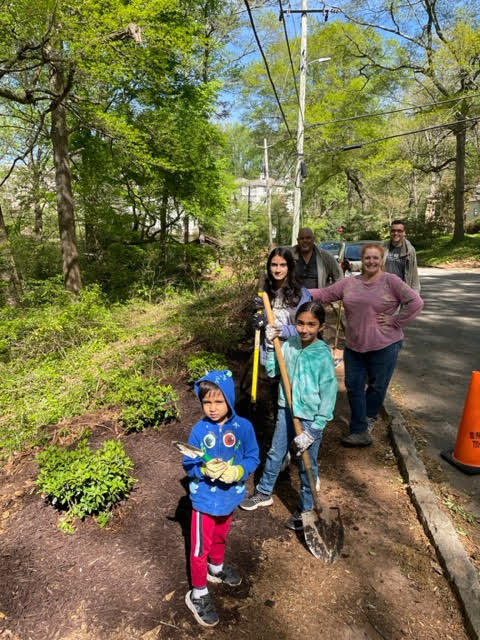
[
  {"xmin": 293, "ymin": 431, "xmax": 315, "ymax": 456},
  {"xmin": 265, "ymin": 320, "xmax": 283, "ymax": 342}
]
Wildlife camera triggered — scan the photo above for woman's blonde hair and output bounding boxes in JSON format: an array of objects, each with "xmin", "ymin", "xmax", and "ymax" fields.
[{"xmin": 360, "ymin": 243, "xmax": 385, "ymax": 259}]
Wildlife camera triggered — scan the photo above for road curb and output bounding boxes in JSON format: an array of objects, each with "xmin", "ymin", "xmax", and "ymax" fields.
[{"xmin": 382, "ymin": 394, "xmax": 480, "ymax": 640}]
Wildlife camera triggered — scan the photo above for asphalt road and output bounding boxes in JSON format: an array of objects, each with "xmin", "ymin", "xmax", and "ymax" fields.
[{"xmin": 393, "ymin": 267, "xmax": 480, "ymax": 513}]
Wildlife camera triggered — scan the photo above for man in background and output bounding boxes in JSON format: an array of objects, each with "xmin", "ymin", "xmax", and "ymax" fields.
[
  {"xmin": 291, "ymin": 227, "xmax": 342, "ymax": 288},
  {"xmin": 383, "ymin": 220, "xmax": 420, "ymax": 292}
]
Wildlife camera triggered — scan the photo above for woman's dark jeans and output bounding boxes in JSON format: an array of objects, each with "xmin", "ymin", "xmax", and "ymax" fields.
[{"xmin": 344, "ymin": 340, "xmax": 403, "ymax": 434}]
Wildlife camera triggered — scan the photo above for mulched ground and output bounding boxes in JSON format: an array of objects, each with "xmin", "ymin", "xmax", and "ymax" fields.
[{"xmin": 0, "ymin": 322, "xmax": 471, "ymax": 640}]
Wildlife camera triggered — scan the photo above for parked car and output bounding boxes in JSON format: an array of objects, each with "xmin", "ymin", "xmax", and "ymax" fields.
[
  {"xmin": 341, "ymin": 241, "xmax": 382, "ymax": 275},
  {"xmin": 318, "ymin": 241, "xmax": 346, "ymax": 262}
]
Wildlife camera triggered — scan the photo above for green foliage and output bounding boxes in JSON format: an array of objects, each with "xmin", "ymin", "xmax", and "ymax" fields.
[
  {"xmin": 466, "ymin": 218, "xmax": 480, "ymax": 234},
  {"xmin": 416, "ymin": 234, "xmax": 480, "ymax": 265},
  {"xmin": 0, "ymin": 283, "xmax": 119, "ymax": 362},
  {"xmin": 36, "ymin": 431, "xmax": 135, "ymax": 533},
  {"xmin": 186, "ymin": 351, "xmax": 228, "ymax": 383},
  {"xmin": 105, "ymin": 374, "xmax": 179, "ymax": 432}
]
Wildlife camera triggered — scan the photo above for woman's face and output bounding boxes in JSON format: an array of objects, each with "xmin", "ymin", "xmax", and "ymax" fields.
[
  {"xmin": 269, "ymin": 256, "xmax": 289, "ymax": 284},
  {"xmin": 361, "ymin": 247, "xmax": 383, "ymax": 276}
]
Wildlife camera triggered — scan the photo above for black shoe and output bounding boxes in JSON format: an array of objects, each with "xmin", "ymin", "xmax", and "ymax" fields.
[
  {"xmin": 185, "ymin": 590, "xmax": 219, "ymax": 628},
  {"xmin": 207, "ymin": 565, "xmax": 242, "ymax": 586},
  {"xmin": 285, "ymin": 510, "xmax": 303, "ymax": 531}
]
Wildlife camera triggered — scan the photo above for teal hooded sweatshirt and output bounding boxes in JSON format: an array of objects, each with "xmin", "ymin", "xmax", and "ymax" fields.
[{"xmin": 265, "ymin": 336, "xmax": 337, "ymax": 432}]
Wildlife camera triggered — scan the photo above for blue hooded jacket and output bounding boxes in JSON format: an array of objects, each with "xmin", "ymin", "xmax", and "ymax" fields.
[{"xmin": 183, "ymin": 370, "xmax": 260, "ymax": 516}]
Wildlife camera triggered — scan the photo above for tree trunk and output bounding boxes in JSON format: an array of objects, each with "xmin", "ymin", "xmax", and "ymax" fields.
[
  {"xmin": 50, "ymin": 61, "xmax": 82, "ymax": 293},
  {"xmin": 159, "ymin": 191, "xmax": 168, "ymax": 265},
  {"xmin": 453, "ymin": 125, "xmax": 466, "ymax": 241},
  {"xmin": 0, "ymin": 204, "xmax": 22, "ymax": 306}
]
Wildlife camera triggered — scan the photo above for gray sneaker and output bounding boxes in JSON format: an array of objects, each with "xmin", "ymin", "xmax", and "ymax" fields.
[
  {"xmin": 239, "ymin": 490, "xmax": 273, "ymax": 511},
  {"xmin": 207, "ymin": 565, "xmax": 242, "ymax": 586},
  {"xmin": 185, "ymin": 590, "xmax": 219, "ymax": 628},
  {"xmin": 341, "ymin": 431, "xmax": 373, "ymax": 447},
  {"xmin": 367, "ymin": 417, "xmax": 376, "ymax": 434}
]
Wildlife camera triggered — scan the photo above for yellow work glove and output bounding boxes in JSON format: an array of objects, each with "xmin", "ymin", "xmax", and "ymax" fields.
[
  {"xmin": 219, "ymin": 465, "xmax": 244, "ymax": 484},
  {"xmin": 201, "ymin": 458, "xmax": 227, "ymax": 480}
]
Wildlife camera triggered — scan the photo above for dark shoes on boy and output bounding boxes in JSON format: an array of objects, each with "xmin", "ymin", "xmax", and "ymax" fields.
[
  {"xmin": 207, "ymin": 565, "xmax": 242, "ymax": 586},
  {"xmin": 239, "ymin": 489, "xmax": 273, "ymax": 510},
  {"xmin": 186, "ymin": 566, "xmax": 242, "ymax": 628},
  {"xmin": 185, "ymin": 591, "xmax": 219, "ymax": 628}
]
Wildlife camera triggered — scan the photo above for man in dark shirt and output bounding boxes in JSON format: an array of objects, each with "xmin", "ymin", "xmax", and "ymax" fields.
[
  {"xmin": 291, "ymin": 227, "xmax": 342, "ymax": 288},
  {"xmin": 384, "ymin": 220, "xmax": 420, "ymax": 291}
]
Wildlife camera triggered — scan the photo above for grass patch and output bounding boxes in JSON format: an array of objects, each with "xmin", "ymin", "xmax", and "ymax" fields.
[
  {"xmin": 417, "ymin": 233, "xmax": 480, "ymax": 266},
  {"xmin": 0, "ymin": 277, "xmax": 252, "ymax": 459}
]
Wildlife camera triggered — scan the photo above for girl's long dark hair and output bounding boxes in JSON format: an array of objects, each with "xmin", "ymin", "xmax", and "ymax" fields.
[{"xmin": 265, "ymin": 247, "xmax": 303, "ymax": 307}]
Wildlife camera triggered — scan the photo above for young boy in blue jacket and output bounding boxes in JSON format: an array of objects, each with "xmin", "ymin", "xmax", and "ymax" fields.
[{"xmin": 183, "ymin": 369, "xmax": 259, "ymax": 628}]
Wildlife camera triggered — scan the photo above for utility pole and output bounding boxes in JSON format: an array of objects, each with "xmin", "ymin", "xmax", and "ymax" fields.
[
  {"xmin": 264, "ymin": 138, "xmax": 273, "ymax": 248},
  {"xmin": 291, "ymin": 0, "xmax": 308, "ymax": 246}
]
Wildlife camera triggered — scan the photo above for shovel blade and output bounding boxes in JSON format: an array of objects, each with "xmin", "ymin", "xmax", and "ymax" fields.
[{"xmin": 301, "ymin": 507, "xmax": 344, "ymax": 563}]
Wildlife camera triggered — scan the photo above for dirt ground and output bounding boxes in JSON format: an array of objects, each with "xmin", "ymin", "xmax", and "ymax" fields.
[{"xmin": 0, "ymin": 328, "xmax": 471, "ymax": 640}]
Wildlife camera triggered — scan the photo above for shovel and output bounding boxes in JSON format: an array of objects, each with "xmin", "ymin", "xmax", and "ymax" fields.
[{"xmin": 262, "ymin": 292, "xmax": 344, "ymax": 563}]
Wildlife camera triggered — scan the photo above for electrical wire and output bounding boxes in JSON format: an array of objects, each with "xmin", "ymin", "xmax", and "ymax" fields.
[
  {"xmin": 305, "ymin": 92, "xmax": 480, "ymax": 130},
  {"xmin": 318, "ymin": 115, "xmax": 480, "ymax": 153},
  {"xmin": 278, "ymin": 0, "xmax": 301, "ymax": 114},
  {"xmin": 244, "ymin": 0, "xmax": 295, "ymax": 141}
]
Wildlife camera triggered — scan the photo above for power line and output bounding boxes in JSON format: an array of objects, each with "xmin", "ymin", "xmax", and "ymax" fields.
[
  {"xmin": 305, "ymin": 92, "xmax": 480, "ymax": 131},
  {"xmin": 318, "ymin": 115, "xmax": 480, "ymax": 153},
  {"xmin": 244, "ymin": 0, "xmax": 295, "ymax": 141},
  {"xmin": 278, "ymin": 0, "xmax": 301, "ymax": 118}
]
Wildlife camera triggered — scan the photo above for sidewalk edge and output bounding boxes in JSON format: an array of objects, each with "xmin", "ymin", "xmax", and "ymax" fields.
[{"xmin": 382, "ymin": 394, "xmax": 480, "ymax": 640}]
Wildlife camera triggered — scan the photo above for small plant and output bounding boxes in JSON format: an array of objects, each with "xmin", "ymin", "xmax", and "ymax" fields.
[
  {"xmin": 443, "ymin": 497, "xmax": 480, "ymax": 525},
  {"xmin": 106, "ymin": 374, "xmax": 179, "ymax": 432},
  {"xmin": 36, "ymin": 430, "xmax": 135, "ymax": 533},
  {"xmin": 186, "ymin": 351, "xmax": 228, "ymax": 383}
]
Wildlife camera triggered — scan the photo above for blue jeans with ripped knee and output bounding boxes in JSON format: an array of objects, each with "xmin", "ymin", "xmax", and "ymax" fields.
[{"xmin": 257, "ymin": 407, "xmax": 322, "ymax": 512}]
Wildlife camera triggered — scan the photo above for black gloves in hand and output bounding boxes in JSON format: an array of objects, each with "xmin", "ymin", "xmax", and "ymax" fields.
[
  {"xmin": 252, "ymin": 311, "xmax": 267, "ymax": 330},
  {"xmin": 252, "ymin": 295, "xmax": 264, "ymax": 311}
]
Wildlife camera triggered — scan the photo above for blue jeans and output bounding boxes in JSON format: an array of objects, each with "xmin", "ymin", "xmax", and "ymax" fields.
[
  {"xmin": 257, "ymin": 407, "xmax": 322, "ymax": 512},
  {"xmin": 344, "ymin": 340, "xmax": 403, "ymax": 434}
]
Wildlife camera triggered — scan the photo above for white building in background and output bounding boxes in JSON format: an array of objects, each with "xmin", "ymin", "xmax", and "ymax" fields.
[
  {"xmin": 466, "ymin": 181, "xmax": 480, "ymax": 224},
  {"xmin": 234, "ymin": 174, "xmax": 294, "ymax": 214}
]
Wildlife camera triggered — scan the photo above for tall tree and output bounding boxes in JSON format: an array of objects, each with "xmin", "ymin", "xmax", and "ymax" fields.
[{"xmin": 335, "ymin": 0, "xmax": 480, "ymax": 240}]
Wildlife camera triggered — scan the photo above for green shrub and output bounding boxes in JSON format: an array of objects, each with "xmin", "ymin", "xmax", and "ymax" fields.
[
  {"xmin": 105, "ymin": 374, "xmax": 179, "ymax": 432},
  {"xmin": 186, "ymin": 350, "xmax": 228, "ymax": 383},
  {"xmin": 465, "ymin": 219, "xmax": 480, "ymax": 234},
  {"xmin": 36, "ymin": 431, "xmax": 135, "ymax": 533}
]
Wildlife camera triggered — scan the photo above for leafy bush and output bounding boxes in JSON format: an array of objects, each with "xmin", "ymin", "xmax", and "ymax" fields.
[
  {"xmin": 105, "ymin": 374, "xmax": 179, "ymax": 432},
  {"xmin": 186, "ymin": 350, "xmax": 228, "ymax": 383},
  {"xmin": 0, "ymin": 283, "xmax": 119, "ymax": 362},
  {"xmin": 466, "ymin": 219, "xmax": 480, "ymax": 234},
  {"xmin": 36, "ymin": 431, "xmax": 135, "ymax": 533}
]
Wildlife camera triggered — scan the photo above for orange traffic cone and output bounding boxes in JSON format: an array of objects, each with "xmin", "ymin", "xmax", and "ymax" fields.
[{"xmin": 441, "ymin": 371, "xmax": 480, "ymax": 474}]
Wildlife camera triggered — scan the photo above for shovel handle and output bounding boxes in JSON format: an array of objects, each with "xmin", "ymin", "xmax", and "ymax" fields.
[
  {"xmin": 262, "ymin": 292, "xmax": 322, "ymax": 515},
  {"xmin": 333, "ymin": 300, "xmax": 343, "ymax": 352}
]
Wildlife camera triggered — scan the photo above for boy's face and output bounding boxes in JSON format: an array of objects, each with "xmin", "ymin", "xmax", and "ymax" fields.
[{"xmin": 202, "ymin": 389, "xmax": 229, "ymax": 425}]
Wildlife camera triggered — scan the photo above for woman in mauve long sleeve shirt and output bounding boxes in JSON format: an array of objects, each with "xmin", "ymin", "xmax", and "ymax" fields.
[{"xmin": 309, "ymin": 243, "xmax": 423, "ymax": 447}]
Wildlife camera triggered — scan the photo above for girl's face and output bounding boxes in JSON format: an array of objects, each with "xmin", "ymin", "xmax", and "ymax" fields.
[
  {"xmin": 361, "ymin": 247, "xmax": 383, "ymax": 277},
  {"xmin": 269, "ymin": 256, "xmax": 289, "ymax": 284},
  {"xmin": 296, "ymin": 311, "xmax": 323, "ymax": 346}
]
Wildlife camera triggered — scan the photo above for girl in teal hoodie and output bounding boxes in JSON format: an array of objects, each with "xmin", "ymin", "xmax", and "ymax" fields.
[{"xmin": 240, "ymin": 302, "xmax": 338, "ymax": 531}]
